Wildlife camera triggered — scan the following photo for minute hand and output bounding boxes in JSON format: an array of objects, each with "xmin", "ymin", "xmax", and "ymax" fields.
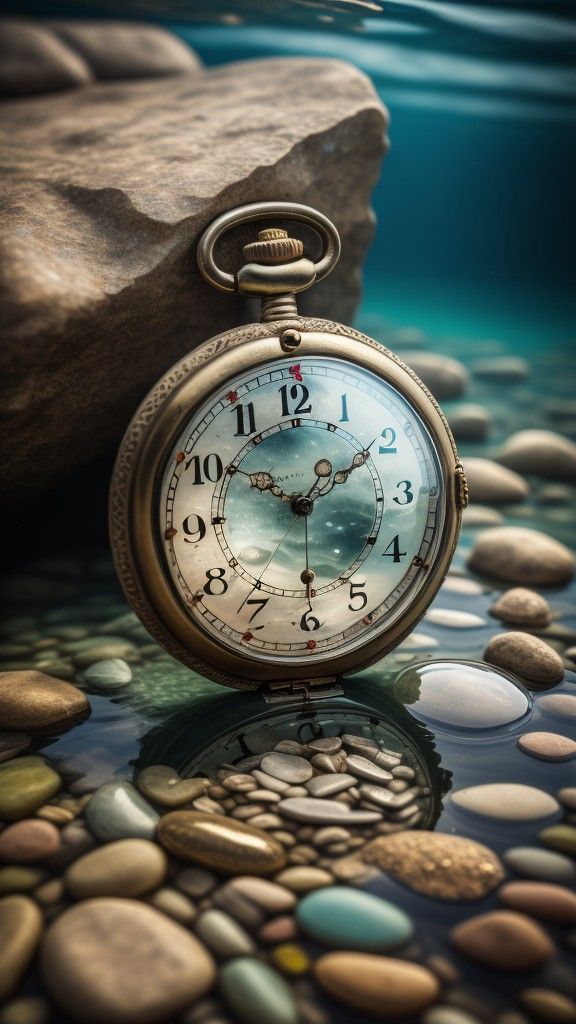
[{"xmin": 309, "ymin": 447, "xmax": 372, "ymax": 500}]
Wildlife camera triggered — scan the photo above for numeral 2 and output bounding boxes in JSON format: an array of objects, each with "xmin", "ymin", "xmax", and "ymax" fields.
[{"xmin": 379, "ymin": 428, "xmax": 397, "ymax": 454}]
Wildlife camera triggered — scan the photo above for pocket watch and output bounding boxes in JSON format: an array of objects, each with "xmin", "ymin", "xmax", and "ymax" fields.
[{"xmin": 110, "ymin": 202, "xmax": 468, "ymax": 703}]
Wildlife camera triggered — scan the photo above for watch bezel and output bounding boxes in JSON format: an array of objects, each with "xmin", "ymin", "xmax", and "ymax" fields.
[{"xmin": 110, "ymin": 318, "xmax": 462, "ymax": 691}]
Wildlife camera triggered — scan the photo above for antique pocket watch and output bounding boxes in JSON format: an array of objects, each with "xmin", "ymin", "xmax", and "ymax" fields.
[{"xmin": 110, "ymin": 202, "xmax": 468, "ymax": 708}]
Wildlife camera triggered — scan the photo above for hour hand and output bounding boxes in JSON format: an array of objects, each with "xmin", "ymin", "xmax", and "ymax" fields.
[{"xmin": 239, "ymin": 469, "xmax": 291, "ymax": 502}]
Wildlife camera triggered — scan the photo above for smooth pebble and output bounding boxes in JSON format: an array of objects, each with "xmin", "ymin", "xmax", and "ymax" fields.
[
  {"xmin": 297, "ymin": 886, "xmax": 413, "ymax": 951},
  {"xmin": 219, "ymin": 957, "xmax": 299, "ymax": 1024},
  {"xmin": 451, "ymin": 783, "xmax": 560, "ymax": 821},
  {"xmin": 451, "ymin": 910, "xmax": 554, "ymax": 969},
  {"xmin": 260, "ymin": 753, "xmax": 313, "ymax": 785},
  {"xmin": 85, "ymin": 781, "xmax": 159, "ymax": 842},
  {"xmin": 65, "ymin": 839, "xmax": 166, "ymax": 899},
  {"xmin": 314, "ymin": 952, "xmax": 440, "ymax": 1018},
  {"xmin": 518, "ymin": 731, "xmax": 576, "ymax": 762},
  {"xmin": 484, "ymin": 632, "xmax": 564, "ymax": 687},
  {"xmin": 157, "ymin": 811, "xmax": 286, "ymax": 875}
]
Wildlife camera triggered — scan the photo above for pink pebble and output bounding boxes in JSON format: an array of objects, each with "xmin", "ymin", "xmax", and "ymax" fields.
[
  {"xmin": 0, "ymin": 818, "xmax": 60, "ymax": 862},
  {"xmin": 258, "ymin": 915, "xmax": 298, "ymax": 944}
]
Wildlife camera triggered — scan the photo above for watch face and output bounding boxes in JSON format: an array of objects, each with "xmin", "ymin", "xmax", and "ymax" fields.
[{"xmin": 159, "ymin": 355, "xmax": 445, "ymax": 667}]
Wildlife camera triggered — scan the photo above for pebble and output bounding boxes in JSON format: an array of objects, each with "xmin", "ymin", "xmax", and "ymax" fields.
[
  {"xmin": 307, "ymin": 737, "xmax": 342, "ymax": 754},
  {"xmin": 41, "ymin": 898, "xmax": 216, "ymax": 1024},
  {"xmin": 498, "ymin": 429, "xmax": 576, "ymax": 482},
  {"xmin": 195, "ymin": 909, "xmax": 255, "ymax": 958},
  {"xmin": 0, "ymin": 670, "xmax": 89, "ymax": 731},
  {"xmin": 519, "ymin": 989, "xmax": 576, "ymax": 1024},
  {"xmin": 220, "ymin": 958, "xmax": 299, "ymax": 1024},
  {"xmin": 558, "ymin": 788, "xmax": 576, "ymax": 811},
  {"xmin": 222, "ymin": 774, "xmax": 257, "ymax": 793},
  {"xmin": 260, "ymin": 753, "xmax": 313, "ymax": 784},
  {"xmin": 251, "ymin": 770, "xmax": 290, "ymax": 793},
  {"xmin": 306, "ymin": 773, "xmax": 356, "ymax": 797},
  {"xmin": 490, "ymin": 588, "xmax": 552, "ymax": 628},
  {"xmin": 175, "ymin": 866, "xmax": 217, "ymax": 899},
  {"xmin": 423, "ymin": 1010, "xmax": 481, "ymax": 1024},
  {"xmin": 47, "ymin": 821, "xmax": 95, "ymax": 870},
  {"xmin": 472, "ymin": 356, "xmax": 529, "ymax": 381},
  {"xmin": 313, "ymin": 826, "xmax": 351, "ymax": 847},
  {"xmin": 0, "ymin": 996, "xmax": 49, "ymax": 1024},
  {"xmin": 258, "ymin": 916, "xmax": 297, "ymax": 944},
  {"xmin": 224, "ymin": 876, "xmax": 296, "ymax": 914},
  {"xmin": 136, "ymin": 765, "xmax": 208, "ymax": 807},
  {"xmin": 468, "ymin": 527, "xmax": 575, "ymax": 586},
  {"xmin": 0, "ymin": 732, "xmax": 31, "ymax": 765},
  {"xmin": 359, "ymin": 831, "xmax": 504, "ymax": 900},
  {"xmin": 499, "ymin": 881, "xmax": 576, "ymax": 924},
  {"xmin": 85, "ymin": 781, "xmax": 159, "ymax": 842},
  {"xmin": 297, "ymin": 886, "xmax": 412, "ymax": 951},
  {"xmin": 274, "ymin": 867, "xmax": 334, "ymax": 892},
  {"xmin": 504, "ymin": 847, "xmax": 576, "ymax": 884},
  {"xmin": 78, "ymin": 658, "xmax": 132, "ymax": 691},
  {"xmin": 518, "ymin": 731, "xmax": 576, "ymax": 762},
  {"xmin": 424, "ymin": 608, "xmax": 486, "ymax": 628},
  {"xmin": 485, "ymin": 631, "xmax": 564, "ymax": 687},
  {"xmin": 65, "ymin": 839, "xmax": 166, "ymax": 899},
  {"xmin": 0, "ymin": 866, "xmax": 46, "ymax": 895},
  {"xmin": 0, "ymin": 819, "xmax": 60, "ymax": 862},
  {"xmin": 270, "ymin": 942, "xmax": 310, "ymax": 976},
  {"xmin": 402, "ymin": 351, "xmax": 468, "ymax": 399},
  {"xmin": 462, "ymin": 458, "xmax": 529, "ymax": 505},
  {"xmin": 448, "ymin": 404, "xmax": 491, "ymax": 442},
  {"xmin": 73, "ymin": 641, "xmax": 138, "ymax": 668},
  {"xmin": 395, "ymin": 660, "xmax": 531, "ymax": 729},
  {"xmin": 157, "ymin": 811, "xmax": 286, "ymax": 875},
  {"xmin": 451, "ymin": 783, "xmax": 560, "ymax": 821},
  {"xmin": 0, "ymin": 757, "xmax": 61, "ymax": 822},
  {"xmin": 277, "ymin": 797, "xmax": 381, "ymax": 825},
  {"xmin": 314, "ymin": 952, "xmax": 440, "ymax": 1018},
  {"xmin": 0, "ymin": 895, "xmax": 43, "ymax": 1000},
  {"xmin": 538, "ymin": 694, "xmax": 576, "ymax": 719},
  {"xmin": 345, "ymin": 754, "xmax": 393, "ymax": 783},
  {"xmin": 450, "ymin": 910, "xmax": 554, "ymax": 969},
  {"xmin": 146, "ymin": 887, "xmax": 196, "ymax": 924},
  {"xmin": 539, "ymin": 824, "xmax": 576, "ymax": 857}
]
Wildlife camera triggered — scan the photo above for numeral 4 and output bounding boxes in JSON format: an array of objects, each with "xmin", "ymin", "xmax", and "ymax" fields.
[{"xmin": 382, "ymin": 535, "xmax": 406, "ymax": 562}]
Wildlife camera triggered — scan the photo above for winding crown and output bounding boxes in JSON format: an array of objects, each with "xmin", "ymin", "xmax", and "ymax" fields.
[{"xmin": 243, "ymin": 228, "xmax": 304, "ymax": 265}]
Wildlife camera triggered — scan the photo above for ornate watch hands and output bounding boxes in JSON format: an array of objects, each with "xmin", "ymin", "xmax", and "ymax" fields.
[
  {"xmin": 307, "ymin": 440, "xmax": 376, "ymax": 501},
  {"xmin": 235, "ymin": 468, "xmax": 292, "ymax": 503}
]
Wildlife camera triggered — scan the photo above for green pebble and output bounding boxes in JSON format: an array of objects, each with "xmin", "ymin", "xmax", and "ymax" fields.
[
  {"xmin": 539, "ymin": 824, "xmax": 576, "ymax": 857},
  {"xmin": 0, "ymin": 757, "xmax": 61, "ymax": 821},
  {"xmin": 220, "ymin": 958, "xmax": 299, "ymax": 1024},
  {"xmin": 79, "ymin": 659, "xmax": 132, "ymax": 692},
  {"xmin": 296, "ymin": 885, "xmax": 413, "ymax": 951},
  {"xmin": 0, "ymin": 865, "xmax": 46, "ymax": 894}
]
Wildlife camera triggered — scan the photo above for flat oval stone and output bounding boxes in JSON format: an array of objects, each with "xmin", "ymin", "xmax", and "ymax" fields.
[
  {"xmin": 395, "ymin": 660, "xmax": 531, "ymax": 730},
  {"xmin": 468, "ymin": 527, "xmax": 575, "ymax": 586},
  {"xmin": 225, "ymin": 877, "xmax": 296, "ymax": 914},
  {"xmin": 346, "ymin": 755, "xmax": 393, "ymax": 783},
  {"xmin": 251, "ymin": 770, "xmax": 290, "ymax": 793},
  {"xmin": 359, "ymin": 831, "xmax": 504, "ymax": 901},
  {"xmin": 65, "ymin": 839, "xmax": 167, "ymax": 899},
  {"xmin": 504, "ymin": 846, "xmax": 576, "ymax": 884},
  {"xmin": 136, "ymin": 765, "xmax": 208, "ymax": 807},
  {"xmin": 539, "ymin": 825, "xmax": 576, "ymax": 857},
  {"xmin": 157, "ymin": 811, "xmax": 286, "ymax": 875},
  {"xmin": 0, "ymin": 866, "xmax": 46, "ymax": 895},
  {"xmin": 0, "ymin": 757, "xmax": 61, "ymax": 822},
  {"xmin": 0, "ymin": 670, "xmax": 90, "ymax": 732},
  {"xmin": 462, "ymin": 458, "xmax": 529, "ymax": 506},
  {"xmin": 305, "ymin": 774, "xmax": 356, "ymax": 797},
  {"xmin": 451, "ymin": 910, "xmax": 554, "ymax": 969},
  {"xmin": 498, "ymin": 429, "xmax": 576, "ymax": 482},
  {"xmin": 260, "ymin": 753, "xmax": 313, "ymax": 784},
  {"xmin": 79, "ymin": 658, "xmax": 132, "ymax": 691},
  {"xmin": 499, "ymin": 881, "xmax": 576, "ymax": 924},
  {"xmin": 85, "ymin": 781, "xmax": 159, "ymax": 842},
  {"xmin": 277, "ymin": 797, "xmax": 381, "ymax": 825},
  {"xmin": 195, "ymin": 909, "xmax": 255, "ymax": 958},
  {"xmin": 219, "ymin": 957, "xmax": 299, "ymax": 1024},
  {"xmin": 314, "ymin": 952, "xmax": 440, "ymax": 1018},
  {"xmin": 519, "ymin": 988, "xmax": 576, "ymax": 1024},
  {"xmin": 538, "ymin": 694, "xmax": 576, "ymax": 719},
  {"xmin": 274, "ymin": 866, "xmax": 333, "ymax": 892},
  {"xmin": 484, "ymin": 632, "xmax": 564, "ymax": 687},
  {"xmin": 424, "ymin": 608, "xmax": 486, "ymax": 628},
  {"xmin": 518, "ymin": 731, "xmax": 576, "ymax": 762},
  {"xmin": 307, "ymin": 737, "xmax": 342, "ymax": 754},
  {"xmin": 451, "ymin": 783, "xmax": 560, "ymax": 822},
  {"xmin": 297, "ymin": 886, "xmax": 413, "ymax": 951},
  {"xmin": 490, "ymin": 588, "xmax": 551, "ymax": 628},
  {"xmin": 0, "ymin": 731, "xmax": 31, "ymax": 764},
  {"xmin": 0, "ymin": 895, "xmax": 43, "ymax": 1001},
  {"xmin": 558, "ymin": 787, "xmax": 576, "ymax": 811},
  {"xmin": 41, "ymin": 898, "xmax": 216, "ymax": 1024},
  {"xmin": 146, "ymin": 887, "xmax": 195, "ymax": 925},
  {"xmin": 0, "ymin": 819, "xmax": 60, "ymax": 862}
]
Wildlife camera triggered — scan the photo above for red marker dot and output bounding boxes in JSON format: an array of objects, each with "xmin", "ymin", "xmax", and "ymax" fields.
[
  {"xmin": 306, "ymin": 639, "xmax": 317, "ymax": 650},
  {"xmin": 289, "ymin": 364, "xmax": 303, "ymax": 382},
  {"xmin": 227, "ymin": 390, "xmax": 238, "ymax": 404},
  {"xmin": 175, "ymin": 452, "xmax": 185, "ymax": 463},
  {"xmin": 242, "ymin": 631, "xmax": 253, "ymax": 643}
]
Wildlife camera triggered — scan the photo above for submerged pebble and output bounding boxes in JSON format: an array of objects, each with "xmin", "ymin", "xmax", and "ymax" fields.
[
  {"xmin": 78, "ymin": 658, "xmax": 132, "ymax": 692},
  {"xmin": 157, "ymin": 811, "xmax": 286, "ymax": 875},
  {"xmin": 451, "ymin": 783, "xmax": 560, "ymax": 821},
  {"xmin": 462, "ymin": 458, "xmax": 529, "ymax": 505},
  {"xmin": 539, "ymin": 825, "xmax": 576, "ymax": 857},
  {"xmin": 297, "ymin": 886, "xmax": 413, "ymax": 951},
  {"xmin": 498, "ymin": 429, "xmax": 576, "ymax": 482},
  {"xmin": 0, "ymin": 671, "xmax": 89, "ymax": 732},
  {"xmin": 0, "ymin": 757, "xmax": 61, "ymax": 822},
  {"xmin": 394, "ymin": 660, "xmax": 531, "ymax": 729},
  {"xmin": 136, "ymin": 765, "xmax": 208, "ymax": 807},
  {"xmin": 537, "ymin": 694, "xmax": 576, "ymax": 719},
  {"xmin": 517, "ymin": 731, "xmax": 576, "ymax": 762},
  {"xmin": 450, "ymin": 910, "xmax": 554, "ymax": 970},
  {"xmin": 219, "ymin": 957, "xmax": 300, "ymax": 1024},
  {"xmin": 314, "ymin": 952, "xmax": 440, "ymax": 1018},
  {"xmin": 503, "ymin": 846, "xmax": 576, "ymax": 884},
  {"xmin": 84, "ymin": 781, "xmax": 159, "ymax": 842},
  {"xmin": 498, "ymin": 881, "xmax": 576, "ymax": 924},
  {"xmin": 424, "ymin": 609, "xmax": 486, "ymax": 628}
]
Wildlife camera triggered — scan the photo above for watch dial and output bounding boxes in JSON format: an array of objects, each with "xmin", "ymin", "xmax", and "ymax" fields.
[{"xmin": 160, "ymin": 356, "xmax": 445, "ymax": 666}]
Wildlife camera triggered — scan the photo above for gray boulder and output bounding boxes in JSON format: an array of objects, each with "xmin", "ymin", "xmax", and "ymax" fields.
[{"xmin": 0, "ymin": 49, "xmax": 388, "ymax": 501}]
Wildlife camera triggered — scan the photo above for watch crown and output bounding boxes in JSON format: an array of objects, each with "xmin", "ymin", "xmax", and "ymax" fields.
[{"xmin": 243, "ymin": 227, "xmax": 304, "ymax": 265}]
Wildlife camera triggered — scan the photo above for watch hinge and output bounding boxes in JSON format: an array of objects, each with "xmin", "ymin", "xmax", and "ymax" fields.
[{"xmin": 261, "ymin": 677, "xmax": 344, "ymax": 705}]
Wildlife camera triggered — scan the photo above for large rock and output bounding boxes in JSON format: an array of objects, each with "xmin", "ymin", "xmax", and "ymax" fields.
[{"xmin": 0, "ymin": 48, "xmax": 387, "ymax": 502}]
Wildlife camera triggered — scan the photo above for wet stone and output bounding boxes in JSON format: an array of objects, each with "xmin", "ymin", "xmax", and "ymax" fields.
[
  {"xmin": 305, "ymin": 773, "xmax": 356, "ymax": 797},
  {"xmin": 277, "ymin": 797, "xmax": 381, "ymax": 825},
  {"xmin": 136, "ymin": 765, "xmax": 209, "ymax": 807},
  {"xmin": 537, "ymin": 694, "xmax": 576, "ymax": 719},
  {"xmin": 345, "ymin": 754, "xmax": 393, "ymax": 783},
  {"xmin": 395, "ymin": 660, "xmax": 531, "ymax": 730},
  {"xmin": 0, "ymin": 895, "xmax": 43, "ymax": 1001},
  {"xmin": 0, "ymin": 757, "xmax": 61, "ymax": 822},
  {"xmin": 195, "ymin": 908, "xmax": 255, "ymax": 958},
  {"xmin": 539, "ymin": 824, "xmax": 576, "ymax": 857},
  {"xmin": 499, "ymin": 881, "xmax": 576, "ymax": 924},
  {"xmin": 297, "ymin": 886, "xmax": 413, "ymax": 951},
  {"xmin": 452, "ymin": 783, "xmax": 560, "ymax": 821},
  {"xmin": 0, "ymin": 670, "xmax": 90, "ymax": 732},
  {"xmin": 0, "ymin": 732, "xmax": 31, "ymax": 764},
  {"xmin": 519, "ymin": 989, "xmax": 576, "ymax": 1024},
  {"xmin": 85, "ymin": 781, "xmax": 159, "ymax": 842},
  {"xmin": 306, "ymin": 737, "xmax": 342, "ymax": 755},
  {"xmin": 504, "ymin": 846, "xmax": 576, "ymax": 884},
  {"xmin": 223, "ymin": 876, "xmax": 296, "ymax": 914},
  {"xmin": 0, "ymin": 866, "xmax": 47, "ymax": 895},
  {"xmin": 484, "ymin": 632, "xmax": 564, "ymax": 687},
  {"xmin": 78, "ymin": 658, "xmax": 132, "ymax": 691},
  {"xmin": 219, "ymin": 957, "xmax": 300, "ymax": 1024},
  {"xmin": 462, "ymin": 457, "xmax": 529, "ymax": 505},
  {"xmin": 274, "ymin": 866, "xmax": 334, "ymax": 892},
  {"xmin": 65, "ymin": 839, "xmax": 167, "ymax": 899},
  {"xmin": 558, "ymin": 787, "xmax": 576, "ymax": 811},
  {"xmin": 157, "ymin": 811, "xmax": 286, "ymax": 875},
  {"xmin": 314, "ymin": 952, "xmax": 440, "ymax": 1018},
  {"xmin": 424, "ymin": 608, "xmax": 486, "ymax": 628},
  {"xmin": 260, "ymin": 753, "xmax": 313, "ymax": 785},
  {"xmin": 490, "ymin": 588, "xmax": 552, "ymax": 628},
  {"xmin": 451, "ymin": 910, "xmax": 554, "ymax": 970},
  {"xmin": 518, "ymin": 731, "xmax": 576, "ymax": 762},
  {"xmin": 468, "ymin": 527, "xmax": 575, "ymax": 587},
  {"xmin": 0, "ymin": 819, "xmax": 60, "ymax": 862},
  {"xmin": 175, "ymin": 866, "xmax": 217, "ymax": 899},
  {"xmin": 146, "ymin": 887, "xmax": 196, "ymax": 924}
]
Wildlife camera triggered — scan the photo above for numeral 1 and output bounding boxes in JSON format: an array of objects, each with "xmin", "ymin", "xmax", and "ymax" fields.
[
  {"xmin": 339, "ymin": 394, "xmax": 349, "ymax": 422},
  {"xmin": 186, "ymin": 454, "xmax": 223, "ymax": 485}
]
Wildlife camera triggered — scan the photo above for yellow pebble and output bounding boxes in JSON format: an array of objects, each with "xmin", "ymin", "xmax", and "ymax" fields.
[{"xmin": 271, "ymin": 942, "xmax": 310, "ymax": 976}]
